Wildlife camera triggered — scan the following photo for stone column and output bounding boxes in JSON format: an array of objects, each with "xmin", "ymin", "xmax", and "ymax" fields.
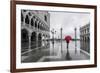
[
  {"xmin": 60, "ymin": 28, "xmax": 63, "ymax": 54},
  {"xmin": 22, "ymin": 11, "xmax": 26, "ymax": 26},
  {"xmin": 75, "ymin": 28, "xmax": 77, "ymax": 54}
]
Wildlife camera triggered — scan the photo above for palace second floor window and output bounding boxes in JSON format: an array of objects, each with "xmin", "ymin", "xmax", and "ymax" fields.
[{"xmin": 44, "ymin": 15, "xmax": 47, "ymax": 22}]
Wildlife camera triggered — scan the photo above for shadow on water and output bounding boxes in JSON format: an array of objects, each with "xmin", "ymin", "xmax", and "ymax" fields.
[
  {"xmin": 66, "ymin": 49, "xmax": 72, "ymax": 60},
  {"xmin": 65, "ymin": 43, "xmax": 72, "ymax": 60},
  {"xmin": 51, "ymin": 41, "xmax": 55, "ymax": 55}
]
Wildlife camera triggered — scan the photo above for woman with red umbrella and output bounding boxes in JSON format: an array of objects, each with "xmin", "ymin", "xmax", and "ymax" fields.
[
  {"xmin": 64, "ymin": 35, "xmax": 72, "ymax": 49},
  {"xmin": 64, "ymin": 35, "xmax": 72, "ymax": 60}
]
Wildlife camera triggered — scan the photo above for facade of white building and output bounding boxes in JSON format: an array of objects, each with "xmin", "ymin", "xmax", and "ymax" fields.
[{"xmin": 80, "ymin": 23, "xmax": 90, "ymax": 53}]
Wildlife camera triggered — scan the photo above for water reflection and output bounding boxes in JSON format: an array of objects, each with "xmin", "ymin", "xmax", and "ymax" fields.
[
  {"xmin": 66, "ymin": 48, "xmax": 72, "ymax": 60},
  {"xmin": 49, "ymin": 40, "xmax": 81, "ymax": 61},
  {"xmin": 22, "ymin": 40, "xmax": 90, "ymax": 63},
  {"xmin": 65, "ymin": 42, "xmax": 72, "ymax": 60}
]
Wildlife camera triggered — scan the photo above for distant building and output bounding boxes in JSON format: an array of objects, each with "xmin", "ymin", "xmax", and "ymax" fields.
[
  {"xmin": 21, "ymin": 10, "xmax": 50, "ymax": 53},
  {"xmin": 80, "ymin": 23, "xmax": 90, "ymax": 53}
]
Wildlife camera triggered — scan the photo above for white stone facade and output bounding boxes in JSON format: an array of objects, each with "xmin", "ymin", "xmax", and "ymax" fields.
[
  {"xmin": 21, "ymin": 10, "xmax": 50, "ymax": 53},
  {"xmin": 80, "ymin": 23, "xmax": 90, "ymax": 53}
]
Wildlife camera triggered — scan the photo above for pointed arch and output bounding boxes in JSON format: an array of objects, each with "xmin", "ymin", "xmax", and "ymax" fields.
[
  {"xmin": 25, "ymin": 15, "xmax": 29, "ymax": 24},
  {"xmin": 21, "ymin": 29, "xmax": 29, "ymax": 52}
]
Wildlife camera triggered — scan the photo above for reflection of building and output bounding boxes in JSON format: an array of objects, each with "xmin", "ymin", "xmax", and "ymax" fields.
[
  {"xmin": 21, "ymin": 10, "xmax": 50, "ymax": 53},
  {"xmin": 80, "ymin": 23, "xmax": 90, "ymax": 53}
]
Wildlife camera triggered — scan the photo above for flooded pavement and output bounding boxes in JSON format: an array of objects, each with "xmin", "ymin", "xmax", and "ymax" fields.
[{"xmin": 21, "ymin": 41, "xmax": 90, "ymax": 63}]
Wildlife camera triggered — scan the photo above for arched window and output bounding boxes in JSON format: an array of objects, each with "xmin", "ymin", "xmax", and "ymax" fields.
[
  {"xmin": 44, "ymin": 15, "xmax": 47, "ymax": 22},
  {"xmin": 21, "ymin": 29, "xmax": 29, "ymax": 42},
  {"xmin": 35, "ymin": 20, "xmax": 37, "ymax": 28},
  {"xmin": 25, "ymin": 15, "xmax": 29, "ymax": 24},
  {"xmin": 21, "ymin": 29, "xmax": 29, "ymax": 52},
  {"xmin": 23, "ymin": 10, "xmax": 26, "ymax": 12},
  {"xmin": 31, "ymin": 32, "xmax": 37, "ymax": 49},
  {"xmin": 33, "ymin": 16, "xmax": 35, "ymax": 19},
  {"xmin": 38, "ymin": 24, "xmax": 39, "ymax": 29},
  {"xmin": 31, "ymin": 18, "xmax": 34, "ymax": 26},
  {"xmin": 38, "ymin": 33, "xmax": 42, "ymax": 47},
  {"xmin": 28, "ymin": 12, "xmax": 31, "ymax": 16}
]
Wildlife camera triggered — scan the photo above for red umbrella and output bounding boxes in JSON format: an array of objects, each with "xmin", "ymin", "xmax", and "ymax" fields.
[{"xmin": 65, "ymin": 36, "xmax": 72, "ymax": 43}]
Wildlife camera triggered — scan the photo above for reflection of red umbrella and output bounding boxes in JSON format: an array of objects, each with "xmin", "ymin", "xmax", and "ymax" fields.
[{"xmin": 65, "ymin": 36, "xmax": 72, "ymax": 43}]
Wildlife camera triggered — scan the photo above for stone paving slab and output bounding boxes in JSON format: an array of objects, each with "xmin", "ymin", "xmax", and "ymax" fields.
[{"xmin": 21, "ymin": 41, "xmax": 90, "ymax": 63}]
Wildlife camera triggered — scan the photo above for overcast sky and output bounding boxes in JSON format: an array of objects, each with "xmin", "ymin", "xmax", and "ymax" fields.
[{"xmin": 49, "ymin": 11, "xmax": 90, "ymax": 39}]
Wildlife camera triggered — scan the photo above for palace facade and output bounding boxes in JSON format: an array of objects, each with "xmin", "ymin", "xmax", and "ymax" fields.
[{"xmin": 21, "ymin": 10, "xmax": 50, "ymax": 53}]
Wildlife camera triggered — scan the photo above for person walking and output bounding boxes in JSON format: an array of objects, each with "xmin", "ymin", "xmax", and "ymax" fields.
[{"xmin": 64, "ymin": 36, "xmax": 72, "ymax": 60}]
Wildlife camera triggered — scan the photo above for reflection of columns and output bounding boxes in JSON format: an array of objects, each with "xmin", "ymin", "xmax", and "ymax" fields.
[
  {"xmin": 85, "ymin": 37, "xmax": 86, "ymax": 51},
  {"xmin": 84, "ymin": 37, "xmax": 86, "ymax": 50},
  {"xmin": 80, "ymin": 37, "xmax": 81, "ymax": 49},
  {"xmin": 44, "ymin": 35, "xmax": 46, "ymax": 48},
  {"xmin": 42, "ymin": 35, "xmax": 44, "ymax": 47},
  {"xmin": 51, "ymin": 28, "xmax": 56, "ymax": 55},
  {"xmin": 88, "ymin": 37, "xmax": 90, "ymax": 51},
  {"xmin": 86, "ymin": 37, "xmax": 87, "ymax": 51},
  {"xmin": 51, "ymin": 29, "xmax": 56, "ymax": 47},
  {"xmin": 28, "ymin": 33, "xmax": 31, "ymax": 53},
  {"xmin": 84, "ymin": 37, "xmax": 85, "ymax": 50},
  {"xmin": 82, "ymin": 37, "xmax": 83, "ymax": 49},
  {"xmin": 36, "ymin": 33, "xmax": 38, "ymax": 49},
  {"xmin": 83, "ymin": 36, "xmax": 84, "ymax": 50}
]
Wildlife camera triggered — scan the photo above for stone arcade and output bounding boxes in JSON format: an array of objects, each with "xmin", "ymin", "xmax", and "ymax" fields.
[{"xmin": 21, "ymin": 10, "xmax": 50, "ymax": 54}]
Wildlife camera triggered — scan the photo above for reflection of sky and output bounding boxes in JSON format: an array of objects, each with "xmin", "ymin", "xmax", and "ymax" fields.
[{"xmin": 49, "ymin": 11, "xmax": 90, "ymax": 39}]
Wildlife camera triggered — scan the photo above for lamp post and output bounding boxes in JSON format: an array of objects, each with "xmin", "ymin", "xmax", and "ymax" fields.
[
  {"xmin": 75, "ymin": 27, "xmax": 77, "ymax": 54},
  {"xmin": 51, "ymin": 29, "xmax": 56, "ymax": 55},
  {"xmin": 60, "ymin": 28, "xmax": 63, "ymax": 54}
]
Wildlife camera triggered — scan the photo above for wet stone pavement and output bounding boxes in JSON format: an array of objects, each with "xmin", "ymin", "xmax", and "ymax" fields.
[{"xmin": 21, "ymin": 41, "xmax": 90, "ymax": 63}]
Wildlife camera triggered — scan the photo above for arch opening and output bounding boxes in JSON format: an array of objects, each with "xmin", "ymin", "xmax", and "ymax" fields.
[
  {"xmin": 25, "ymin": 15, "xmax": 29, "ymax": 24},
  {"xmin": 21, "ymin": 29, "xmax": 29, "ymax": 52},
  {"xmin": 38, "ymin": 33, "xmax": 42, "ymax": 47},
  {"xmin": 31, "ymin": 32, "xmax": 37, "ymax": 49}
]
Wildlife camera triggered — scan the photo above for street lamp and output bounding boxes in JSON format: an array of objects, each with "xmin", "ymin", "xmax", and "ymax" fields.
[
  {"xmin": 51, "ymin": 28, "xmax": 56, "ymax": 55},
  {"xmin": 75, "ymin": 27, "xmax": 77, "ymax": 54},
  {"xmin": 60, "ymin": 27, "xmax": 63, "ymax": 54}
]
